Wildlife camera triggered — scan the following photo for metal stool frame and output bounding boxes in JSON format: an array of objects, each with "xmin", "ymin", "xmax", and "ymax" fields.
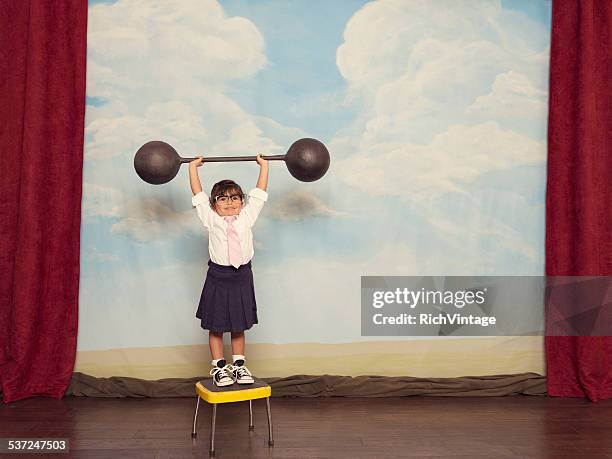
[{"xmin": 191, "ymin": 382, "xmax": 274, "ymax": 457}]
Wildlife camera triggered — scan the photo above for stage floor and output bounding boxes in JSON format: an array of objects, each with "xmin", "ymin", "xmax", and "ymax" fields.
[{"xmin": 1, "ymin": 395, "xmax": 611, "ymax": 458}]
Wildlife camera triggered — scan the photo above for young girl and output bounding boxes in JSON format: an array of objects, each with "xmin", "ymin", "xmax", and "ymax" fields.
[{"xmin": 189, "ymin": 154, "xmax": 269, "ymax": 387}]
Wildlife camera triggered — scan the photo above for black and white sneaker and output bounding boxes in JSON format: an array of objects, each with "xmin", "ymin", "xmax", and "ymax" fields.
[
  {"xmin": 232, "ymin": 359, "xmax": 254, "ymax": 384},
  {"xmin": 209, "ymin": 360, "xmax": 234, "ymax": 387}
]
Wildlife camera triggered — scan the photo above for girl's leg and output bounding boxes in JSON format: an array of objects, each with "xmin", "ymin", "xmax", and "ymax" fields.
[
  {"xmin": 231, "ymin": 332, "xmax": 254, "ymax": 383},
  {"xmin": 209, "ymin": 331, "xmax": 224, "ymax": 360},
  {"xmin": 230, "ymin": 331, "xmax": 245, "ymax": 356}
]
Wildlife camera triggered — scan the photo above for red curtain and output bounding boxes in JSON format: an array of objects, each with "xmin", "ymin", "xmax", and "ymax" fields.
[
  {"xmin": 0, "ymin": 1, "xmax": 87, "ymax": 403},
  {"xmin": 546, "ymin": 0, "xmax": 612, "ymax": 402}
]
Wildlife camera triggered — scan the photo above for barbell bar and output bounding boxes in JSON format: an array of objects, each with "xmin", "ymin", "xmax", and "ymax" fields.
[{"xmin": 134, "ymin": 138, "xmax": 330, "ymax": 185}]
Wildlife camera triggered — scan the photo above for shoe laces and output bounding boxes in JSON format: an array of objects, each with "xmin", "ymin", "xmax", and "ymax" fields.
[
  {"xmin": 234, "ymin": 364, "xmax": 252, "ymax": 378},
  {"xmin": 210, "ymin": 364, "xmax": 234, "ymax": 382}
]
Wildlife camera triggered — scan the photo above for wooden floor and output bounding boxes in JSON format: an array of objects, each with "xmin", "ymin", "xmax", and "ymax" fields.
[{"xmin": 1, "ymin": 395, "xmax": 612, "ymax": 458}]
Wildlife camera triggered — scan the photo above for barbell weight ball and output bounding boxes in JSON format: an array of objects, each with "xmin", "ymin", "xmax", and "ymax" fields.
[
  {"xmin": 134, "ymin": 141, "xmax": 181, "ymax": 185},
  {"xmin": 284, "ymin": 138, "xmax": 330, "ymax": 182}
]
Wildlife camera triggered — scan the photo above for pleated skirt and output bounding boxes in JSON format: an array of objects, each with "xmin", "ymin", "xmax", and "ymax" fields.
[{"xmin": 196, "ymin": 259, "xmax": 258, "ymax": 333}]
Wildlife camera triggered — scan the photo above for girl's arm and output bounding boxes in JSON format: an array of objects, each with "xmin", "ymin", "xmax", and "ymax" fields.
[
  {"xmin": 242, "ymin": 154, "xmax": 269, "ymax": 227},
  {"xmin": 190, "ymin": 157, "xmax": 212, "ymax": 230},
  {"xmin": 255, "ymin": 154, "xmax": 269, "ymax": 191},
  {"xmin": 189, "ymin": 157, "xmax": 204, "ymax": 195}
]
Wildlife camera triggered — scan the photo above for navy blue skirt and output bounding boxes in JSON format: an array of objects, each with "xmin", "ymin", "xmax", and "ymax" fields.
[{"xmin": 196, "ymin": 260, "xmax": 258, "ymax": 333}]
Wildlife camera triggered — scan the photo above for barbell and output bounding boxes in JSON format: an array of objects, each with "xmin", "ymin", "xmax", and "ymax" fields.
[{"xmin": 134, "ymin": 138, "xmax": 330, "ymax": 185}]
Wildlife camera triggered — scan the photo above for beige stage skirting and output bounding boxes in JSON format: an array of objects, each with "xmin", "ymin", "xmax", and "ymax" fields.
[{"xmin": 67, "ymin": 372, "xmax": 546, "ymax": 397}]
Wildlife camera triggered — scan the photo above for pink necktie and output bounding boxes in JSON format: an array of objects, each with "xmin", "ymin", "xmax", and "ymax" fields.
[{"xmin": 224, "ymin": 216, "xmax": 242, "ymax": 268}]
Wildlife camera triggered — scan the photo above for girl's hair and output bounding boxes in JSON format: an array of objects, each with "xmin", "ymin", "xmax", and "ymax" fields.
[{"xmin": 209, "ymin": 179, "xmax": 245, "ymax": 208}]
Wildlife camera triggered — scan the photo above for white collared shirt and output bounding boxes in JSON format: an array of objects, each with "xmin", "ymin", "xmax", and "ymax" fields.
[{"xmin": 192, "ymin": 187, "xmax": 268, "ymax": 266}]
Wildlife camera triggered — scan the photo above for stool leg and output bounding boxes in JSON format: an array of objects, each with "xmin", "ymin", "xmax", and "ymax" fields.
[
  {"xmin": 265, "ymin": 397, "xmax": 274, "ymax": 447},
  {"xmin": 209, "ymin": 403, "xmax": 217, "ymax": 457},
  {"xmin": 191, "ymin": 397, "xmax": 200, "ymax": 439},
  {"xmin": 248, "ymin": 400, "xmax": 254, "ymax": 431}
]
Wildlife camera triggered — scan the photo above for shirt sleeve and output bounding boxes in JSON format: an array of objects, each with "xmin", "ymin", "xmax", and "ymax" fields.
[
  {"xmin": 242, "ymin": 187, "xmax": 268, "ymax": 227},
  {"xmin": 192, "ymin": 191, "xmax": 212, "ymax": 230}
]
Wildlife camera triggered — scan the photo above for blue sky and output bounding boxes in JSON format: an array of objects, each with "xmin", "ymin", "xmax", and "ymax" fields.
[
  {"xmin": 502, "ymin": 0, "xmax": 551, "ymax": 24},
  {"xmin": 219, "ymin": 0, "xmax": 369, "ymax": 141}
]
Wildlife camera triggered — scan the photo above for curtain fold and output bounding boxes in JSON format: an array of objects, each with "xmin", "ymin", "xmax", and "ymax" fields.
[
  {"xmin": 545, "ymin": 0, "xmax": 612, "ymax": 402},
  {"xmin": 0, "ymin": 1, "xmax": 87, "ymax": 403}
]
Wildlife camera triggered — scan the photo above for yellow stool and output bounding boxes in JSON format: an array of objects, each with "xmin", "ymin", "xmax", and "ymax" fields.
[{"xmin": 191, "ymin": 377, "xmax": 274, "ymax": 456}]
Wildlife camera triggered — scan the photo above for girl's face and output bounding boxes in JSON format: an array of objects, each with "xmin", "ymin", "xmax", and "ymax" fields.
[{"xmin": 213, "ymin": 192, "xmax": 243, "ymax": 217}]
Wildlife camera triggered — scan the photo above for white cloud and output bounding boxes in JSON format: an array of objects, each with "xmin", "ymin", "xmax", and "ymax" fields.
[
  {"xmin": 335, "ymin": 121, "xmax": 543, "ymax": 201},
  {"xmin": 335, "ymin": 0, "xmax": 549, "ymax": 144},
  {"xmin": 84, "ymin": 0, "xmax": 318, "ymax": 240},
  {"xmin": 85, "ymin": 88, "xmax": 285, "ymax": 161},
  {"xmin": 85, "ymin": 0, "xmax": 286, "ymax": 158},
  {"xmin": 420, "ymin": 192, "xmax": 541, "ymax": 266},
  {"xmin": 88, "ymin": 0, "xmax": 266, "ymax": 92},
  {"xmin": 466, "ymin": 70, "xmax": 547, "ymax": 120},
  {"xmin": 337, "ymin": 1, "xmax": 546, "ymax": 88},
  {"xmin": 329, "ymin": 0, "xmax": 548, "ymax": 272},
  {"xmin": 83, "ymin": 182, "xmax": 200, "ymax": 242},
  {"xmin": 110, "ymin": 199, "xmax": 197, "ymax": 242},
  {"xmin": 332, "ymin": 2, "xmax": 549, "ymax": 192},
  {"xmin": 266, "ymin": 191, "xmax": 346, "ymax": 221},
  {"xmin": 82, "ymin": 183, "xmax": 124, "ymax": 218},
  {"xmin": 83, "ymin": 247, "xmax": 120, "ymax": 263}
]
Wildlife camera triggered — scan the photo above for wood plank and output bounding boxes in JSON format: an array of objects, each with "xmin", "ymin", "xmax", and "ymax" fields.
[{"xmin": 1, "ymin": 396, "xmax": 611, "ymax": 458}]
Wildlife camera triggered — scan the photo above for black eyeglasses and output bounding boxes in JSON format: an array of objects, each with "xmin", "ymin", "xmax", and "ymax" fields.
[{"xmin": 215, "ymin": 194, "xmax": 243, "ymax": 204}]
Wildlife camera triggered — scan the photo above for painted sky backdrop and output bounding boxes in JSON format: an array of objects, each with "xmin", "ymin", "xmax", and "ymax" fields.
[{"xmin": 79, "ymin": 0, "xmax": 552, "ymax": 351}]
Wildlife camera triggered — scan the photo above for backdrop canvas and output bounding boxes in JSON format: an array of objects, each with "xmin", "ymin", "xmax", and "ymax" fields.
[{"xmin": 78, "ymin": 0, "xmax": 551, "ymax": 378}]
